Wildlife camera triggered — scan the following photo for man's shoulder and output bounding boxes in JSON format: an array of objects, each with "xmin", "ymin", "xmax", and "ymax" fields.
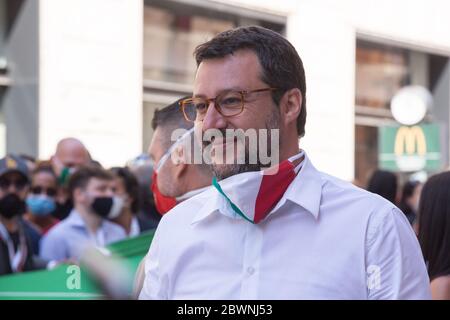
[
  {"xmin": 41, "ymin": 218, "xmax": 74, "ymax": 242},
  {"xmin": 319, "ymin": 171, "xmax": 395, "ymax": 208},
  {"xmin": 159, "ymin": 188, "xmax": 216, "ymax": 227},
  {"xmin": 315, "ymin": 170, "xmax": 405, "ymax": 228}
]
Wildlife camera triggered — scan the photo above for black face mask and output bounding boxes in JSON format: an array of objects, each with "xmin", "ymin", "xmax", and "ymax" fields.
[
  {"xmin": 0, "ymin": 194, "xmax": 26, "ymax": 219},
  {"xmin": 91, "ymin": 197, "xmax": 113, "ymax": 218}
]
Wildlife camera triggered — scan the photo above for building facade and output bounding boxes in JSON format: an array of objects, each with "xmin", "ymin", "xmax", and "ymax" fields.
[{"xmin": 0, "ymin": 0, "xmax": 449, "ymax": 183}]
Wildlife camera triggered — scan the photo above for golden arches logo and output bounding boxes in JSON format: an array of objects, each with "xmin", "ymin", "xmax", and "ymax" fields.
[{"xmin": 394, "ymin": 126, "xmax": 426, "ymax": 157}]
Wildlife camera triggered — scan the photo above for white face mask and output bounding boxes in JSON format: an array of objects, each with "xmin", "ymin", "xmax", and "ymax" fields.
[{"xmin": 108, "ymin": 196, "xmax": 125, "ymax": 219}]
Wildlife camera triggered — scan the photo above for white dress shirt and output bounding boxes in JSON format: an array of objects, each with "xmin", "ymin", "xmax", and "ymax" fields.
[{"xmin": 139, "ymin": 152, "xmax": 431, "ymax": 300}]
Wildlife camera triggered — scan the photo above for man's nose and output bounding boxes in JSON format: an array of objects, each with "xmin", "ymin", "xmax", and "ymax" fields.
[
  {"xmin": 7, "ymin": 184, "xmax": 18, "ymax": 194},
  {"xmin": 201, "ymin": 101, "xmax": 227, "ymax": 132},
  {"xmin": 104, "ymin": 189, "xmax": 114, "ymax": 197}
]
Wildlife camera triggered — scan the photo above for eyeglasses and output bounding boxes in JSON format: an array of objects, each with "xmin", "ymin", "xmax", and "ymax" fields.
[
  {"xmin": 179, "ymin": 87, "xmax": 278, "ymax": 122},
  {"xmin": 31, "ymin": 186, "xmax": 57, "ymax": 197},
  {"xmin": 0, "ymin": 178, "xmax": 28, "ymax": 191}
]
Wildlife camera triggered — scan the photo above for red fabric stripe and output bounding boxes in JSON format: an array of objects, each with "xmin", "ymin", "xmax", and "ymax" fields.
[{"xmin": 254, "ymin": 161, "xmax": 296, "ymax": 224}]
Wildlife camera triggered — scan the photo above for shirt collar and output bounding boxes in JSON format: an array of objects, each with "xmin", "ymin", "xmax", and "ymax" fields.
[
  {"xmin": 65, "ymin": 210, "xmax": 86, "ymax": 228},
  {"xmin": 66, "ymin": 209, "xmax": 105, "ymax": 230},
  {"xmin": 190, "ymin": 188, "xmax": 224, "ymax": 225},
  {"xmin": 191, "ymin": 151, "xmax": 323, "ymax": 225},
  {"xmin": 283, "ymin": 153, "xmax": 323, "ymax": 219}
]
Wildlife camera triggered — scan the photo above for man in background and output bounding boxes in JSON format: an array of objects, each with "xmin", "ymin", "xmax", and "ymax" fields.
[
  {"xmin": 133, "ymin": 97, "xmax": 213, "ymax": 297},
  {"xmin": 148, "ymin": 97, "xmax": 212, "ymax": 215},
  {"xmin": 40, "ymin": 166, "xmax": 126, "ymax": 261},
  {"xmin": 50, "ymin": 138, "xmax": 91, "ymax": 220},
  {"xmin": 0, "ymin": 155, "xmax": 48, "ymax": 275}
]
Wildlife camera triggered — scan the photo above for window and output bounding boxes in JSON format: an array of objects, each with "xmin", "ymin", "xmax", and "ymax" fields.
[
  {"xmin": 142, "ymin": 0, "xmax": 286, "ymax": 152},
  {"xmin": 354, "ymin": 39, "xmax": 450, "ymax": 186},
  {"xmin": 144, "ymin": 6, "xmax": 235, "ymax": 85},
  {"xmin": 356, "ymin": 40, "xmax": 410, "ymax": 110}
]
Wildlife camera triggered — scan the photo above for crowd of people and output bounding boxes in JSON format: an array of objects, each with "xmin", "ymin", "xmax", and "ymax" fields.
[
  {"xmin": 0, "ymin": 95, "xmax": 214, "ymax": 278},
  {"xmin": 0, "ymin": 138, "xmax": 161, "ymax": 274},
  {"xmin": 367, "ymin": 169, "xmax": 450, "ymax": 299},
  {"xmin": 1, "ymin": 25, "xmax": 449, "ymax": 300}
]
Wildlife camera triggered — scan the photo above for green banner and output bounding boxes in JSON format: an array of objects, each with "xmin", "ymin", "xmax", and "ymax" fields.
[
  {"xmin": 379, "ymin": 124, "xmax": 441, "ymax": 172},
  {"xmin": 0, "ymin": 230, "xmax": 155, "ymax": 300}
]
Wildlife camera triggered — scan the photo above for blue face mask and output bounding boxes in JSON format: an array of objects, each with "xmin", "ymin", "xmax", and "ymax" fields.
[{"xmin": 26, "ymin": 195, "xmax": 56, "ymax": 216}]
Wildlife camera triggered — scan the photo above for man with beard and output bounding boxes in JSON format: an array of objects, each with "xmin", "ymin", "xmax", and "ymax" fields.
[
  {"xmin": 139, "ymin": 26, "xmax": 430, "ymax": 299},
  {"xmin": 0, "ymin": 155, "xmax": 48, "ymax": 275}
]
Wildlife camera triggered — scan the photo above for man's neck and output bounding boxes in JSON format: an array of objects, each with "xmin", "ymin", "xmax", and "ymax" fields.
[
  {"xmin": 112, "ymin": 210, "xmax": 133, "ymax": 235},
  {"xmin": 183, "ymin": 170, "xmax": 212, "ymax": 198},
  {"xmin": 0, "ymin": 215, "xmax": 19, "ymax": 233},
  {"xmin": 279, "ymin": 144, "xmax": 301, "ymax": 165},
  {"xmin": 75, "ymin": 205, "xmax": 102, "ymax": 234}
]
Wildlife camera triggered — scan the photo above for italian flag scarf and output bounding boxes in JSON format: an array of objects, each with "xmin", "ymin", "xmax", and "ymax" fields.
[{"xmin": 212, "ymin": 151, "xmax": 304, "ymax": 224}]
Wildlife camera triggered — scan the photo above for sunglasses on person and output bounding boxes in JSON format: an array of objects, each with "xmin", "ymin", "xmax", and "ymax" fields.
[
  {"xmin": 30, "ymin": 186, "xmax": 57, "ymax": 197},
  {"xmin": 0, "ymin": 177, "xmax": 28, "ymax": 191}
]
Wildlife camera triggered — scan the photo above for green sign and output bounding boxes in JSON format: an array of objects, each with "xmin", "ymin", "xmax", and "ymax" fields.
[
  {"xmin": 0, "ymin": 230, "xmax": 155, "ymax": 300},
  {"xmin": 379, "ymin": 124, "xmax": 441, "ymax": 172}
]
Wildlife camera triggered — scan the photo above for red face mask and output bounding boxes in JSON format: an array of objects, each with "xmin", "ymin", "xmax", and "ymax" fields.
[
  {"xmin": 151, "ymin": 171, "xmax": 177, "ymax": 215},
  {"xmin": 151, "ymin": 127, "xmax": 195, "ymax": 215}
]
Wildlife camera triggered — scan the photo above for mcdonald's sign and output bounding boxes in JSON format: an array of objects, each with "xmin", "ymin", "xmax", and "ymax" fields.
[{"xmin": 379, "ymin": 124, "xmax": 441, "ymax": 172}]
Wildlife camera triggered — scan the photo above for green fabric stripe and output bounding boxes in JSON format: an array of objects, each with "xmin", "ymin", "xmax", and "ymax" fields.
[
  {"xmin": 58, "ymin": 167, "xmax": 70, "ymax": 185},
  {"xmin": 212, "ymin": 177, "xmax": 255, "ymax": 224}
]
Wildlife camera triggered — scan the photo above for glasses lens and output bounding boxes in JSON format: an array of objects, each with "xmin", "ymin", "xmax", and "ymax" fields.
[
  {"xmin": 218, "ymin": 91, "xmax": 243, "ymax": 116},
  {"xmin": 182, "ymin": 98, "xmax": 207, "ymax": 122},
  {"xmin": 0, "ymin": 179, "xmax": 10, "ymax": 190},
  {"xmin": 0, "ymin": 179, "xmax": 27, "ymax": 190},
  {"xmin": 31, "ymin": 186, "xmax": 42, "ymax": 194}
]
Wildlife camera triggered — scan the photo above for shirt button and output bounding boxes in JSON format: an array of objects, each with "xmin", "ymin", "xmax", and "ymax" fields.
[{"xmin": 247, "ymin": 267, "xmax": 255, "ymax": 275}]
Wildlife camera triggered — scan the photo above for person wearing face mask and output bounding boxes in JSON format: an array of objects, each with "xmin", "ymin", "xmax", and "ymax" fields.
[
  {"xmin": 50, "ymin": 137, "xmax": 91, "ymax": 220},
  {"xmin": 132, "ymin": 98, "xmax": 213, "ymax": 298},
  {"xmin": 148, "ymin": 97, "xmax": 213, "ymax": 215},
  {"xmin": 108, "ymin": 167, "xmax": 155, "ymax": 237},
  {"xmin": 40, "ymin": 165, "xmax": 126, "ymax": 262},
  {"xmin": 0, "ymin": 155, "xmax": 50, "ymax": 275},
  {"xmin": 23, "ymin": 164, "xmax": 60, "ymax": 235}
]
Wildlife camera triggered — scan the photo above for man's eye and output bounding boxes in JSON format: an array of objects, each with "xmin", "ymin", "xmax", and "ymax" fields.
[
  {"xmin": 221, "ymin": 97, "xmax": 241, "ymax": 106},
  {"xmin": 195, "ymin": 103, "xmax": 207, "ymax": 112}
]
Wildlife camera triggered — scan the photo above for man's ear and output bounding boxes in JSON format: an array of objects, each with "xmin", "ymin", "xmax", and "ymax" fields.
[
  {"xmin": 172, "ymin": 145, "xmax": 188, "ymax": 179},
  {"xmin": 279, "ymin": 88, "xmax": 302, "ymax": 128},
  {"xmin": 73, "ymin": 188, "xmax": 85, "ymax": 204}
]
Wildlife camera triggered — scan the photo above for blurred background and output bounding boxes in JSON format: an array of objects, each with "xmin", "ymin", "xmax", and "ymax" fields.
[{"xmin": 0, "ymin": 0, "xmax": 449, "ymax": 185}]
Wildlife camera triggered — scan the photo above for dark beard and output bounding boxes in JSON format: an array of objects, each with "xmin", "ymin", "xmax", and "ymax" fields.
[
  {"xmin": 204, "ymin": 111, "xmax": 280, "ymax": 181},
  {"xmin": 211, "ymin": 162, "xmax": 262, "ymax": 181}
]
